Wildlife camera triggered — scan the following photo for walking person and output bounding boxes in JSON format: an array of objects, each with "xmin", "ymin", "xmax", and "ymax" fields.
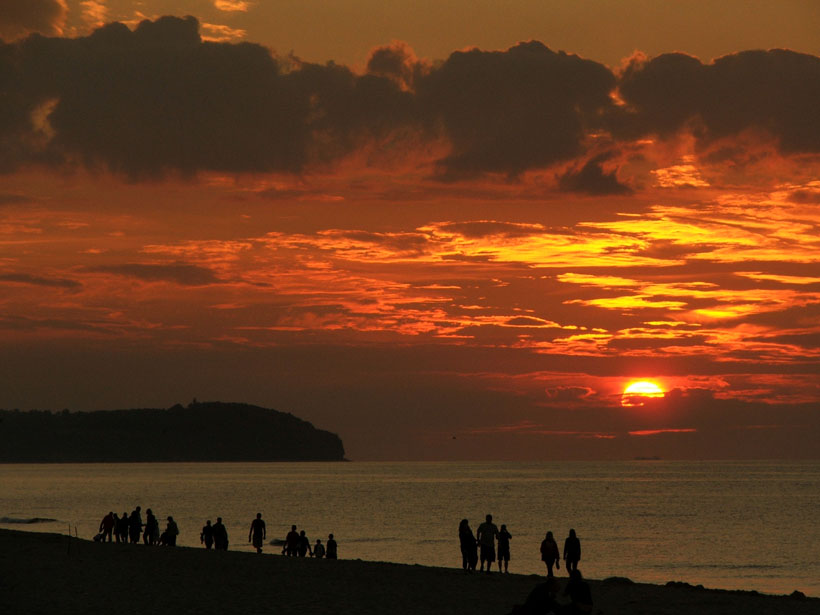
[
  {"xmin": 498, "ymin": 524, "xmax": 512, "ymax": 573},
  {"xmin": 116, "ymin": 511, "xmax": 129, "ymax": 543},
  {"xmin": 540, "ymin": 531, "xmax": 560, "ymax": 577},
  {"xmin": 143, "ymin": 509, "xmax": 159, "ymax": 545},
  {"xmin": 326, "ymin": 534, "xmax": 338, "ymax": 559},
  {"xmin": 162, "ymin": 516, "xmax": 179, "ymax": 546},
  {"xmin": 201, "ymin": 520, "xmax": 214, "ymax": 549},
  {"xmin": 98, "ymin": 512, "xmax": 115, "ymax": 542},
  {"xmin": 458, "ymin": 519, "xmax": 478, "ymax": 572},
  {"xmin": 248, "ymin": 513, "xmax": 266, "ymax": 554},
  {"xmin": 476, "ymin": 514, "xmax": 499, "ymax": 573},
  {"xmin": 128, "ymin": 506, "xmax": 143, "ymax": 544},
  {"xmin": 297, "ymin": 530, "xmax": 312, "ymax": 557},
  {"xmin": 213, "ymin": 517, "xmax": 229, "ymax": 550},
  {"xmin": 284, "ymin": 525, "xmax": 299, "ymax": 556},
  {"xmin": 563, "ymin": 529, "xmax": 581, "ymax": 573}
]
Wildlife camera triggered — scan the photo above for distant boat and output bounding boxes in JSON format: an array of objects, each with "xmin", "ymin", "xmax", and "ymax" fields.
[{"xmin": 634, "ymin": 455, "xmax": 661, "ymax": 460}]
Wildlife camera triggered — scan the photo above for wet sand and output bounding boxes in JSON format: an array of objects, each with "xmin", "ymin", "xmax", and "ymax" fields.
[{"xmin": 1, "ymin": 529, "xmax": 817, "ymax": 614}]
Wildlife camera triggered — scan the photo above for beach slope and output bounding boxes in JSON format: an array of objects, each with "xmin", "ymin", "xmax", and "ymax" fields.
[{"xmin": 1, "ymin": 529, "xmax": 816, "ymax": 615}]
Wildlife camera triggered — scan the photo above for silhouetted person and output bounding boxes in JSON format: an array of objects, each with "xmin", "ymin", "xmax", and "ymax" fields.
[
  {"xmin": 297, "ymin": 530, "xmax": 312, "ymax": 557},
  {"xmin": 563, "ymin": 529, "xmax": 581, "ymax": 573},
  {"xmin": 458, "ymin": 519, "xmax": 478, "ymax": 572},
  {"xmin": 213, "ymin": 517, "xmax": 229, "ymax": 550},
  {"xmin": 117, "ymin": 511, "xmax": 129, "ymax": 543},
  {"xmin": 313, "ymin": 538, "xmax": 325, "ymax": 558},
  {"xmin": 143, "ymin": 508, "xmax": 159, "ymax": 546},
  {"xmin": 249, "ymin": 513, "xmax": 266, "ymax": 554},
  {"xmin": 128, "ymin": 506, "xmax": 142, "ymax": 544},
  {"xmin": 476, "ymin": 514, "xmax": 499, "ymax": 573},
  {"xmin": 161, "ymin": 516, "xmax": 179, "ymax": 546},
  {"xmin": 201, "ymin": 520, "xmax": 214, "ymax": 549},
  {"xmin": 497, "ymin": 524, "xmax": 512, "ymax": 573},
  {"xmin": 540, "ymin": 531, "xmax": 560, "ymax": 577},
  {"xmin": 284, "ymin": 525, "xmax": 299, "ymax": 556},
  {"xmin": 564, "ymin": 569, "xmax": 593, "ymax": 614},
  {"xmin": 506, "ymin": 576, "xmax": 562, "ymax": 615},
  {"xmin": 326, "ymin": 534, "xmax": 337, "ymax": 559},
  {"xmin": 99, "ymin": 512, "xmax": 115, "ymax": 542}
]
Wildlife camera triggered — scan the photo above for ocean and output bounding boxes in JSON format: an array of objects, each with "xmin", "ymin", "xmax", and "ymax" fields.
[{"xmin": 1, "ymin": 461, "xmax": 817, "ymax": 597}]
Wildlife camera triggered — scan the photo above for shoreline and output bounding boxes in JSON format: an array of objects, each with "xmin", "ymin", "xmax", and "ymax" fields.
[{"xmin": 1, "ymin": 529, "xmax": 817, "ymax": 615}]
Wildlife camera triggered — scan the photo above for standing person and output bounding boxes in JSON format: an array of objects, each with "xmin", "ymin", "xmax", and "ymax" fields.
[
  {"xmin": 117, "ymin": 511, "xmax": 129, "ymax": 543},
  {"xmin": 128, "ymin": 506, "xmax": 143, "ymax": 544},
  {"xmin": 143, "ymin": 509, "xmax": 159, "ymax": 546},
  {"xmin": 99, "ymin": 512, "xmax": 115, "ymax": 542},
  {"xmin": 476, "ymin": 514, "xmax": 499, "ymax": 573},
  {"xmin": 248, "ymin": 513, "xmax": 266, "ymax": 554},
  {"xmin": 163, "ymin": 516, "xmax": 179, "ymax": 546},
  {"xmin": 297, "ymin": 530, "xmax": 312, "ymax": 557},
  {"xmin": 563, "ymin": 529, "xmax": 581, "ymax": 573},
  {"xmin": 213, "ymin": 517, "xmax": 229, "ymax": 550},
  {"xmin": 458, "ymin": 519, "xmax": 478, "ymax": 572},
  {"xmin": 312, "ymin": 538, "xmax": 325, "ymax": 558},
  {"xmin": 498, "ymin": 524, "xmax": 512, "ymax": 573},
  {"xmin": 284, "ymin": 525, "xmax": 299, "ymax": 556},
  {"xmin": 201, "ymin": 520, "xmax": 214, "ymax": 549},
  {"xmin": 325, "ymin": 534, "xmax": 338, "ymax": 559},
  {"xmin": 540, "ymin": 531, "xmax": 560, "ymax": 577}
]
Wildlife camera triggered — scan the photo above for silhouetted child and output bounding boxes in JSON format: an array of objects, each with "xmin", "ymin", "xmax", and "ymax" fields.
[
  {"xmin": 564, "ymin": 569, "xmax": 593, "ymax": 614},
  {"xmin": 313, "ymin": 538, "xmax": 325, "ymax": 558},
  {"xmin": 213, "ymin": 517, "xmax": 229, "ymax": 550},
  {"xmin": 476, "ymin": 514, "xmax": 499, "ymax": 573},
  {"xmin": 540, "ymin": 531, "xmax": 560, "ymax": 577},
  {"xmin": 249, "ymin": 513, "xmax": 266, "ymax": 554},
  {"xmin": 284, "ymin": 525, "xmax": 299, "ymax": 556},
  {"xmin": 201, "ymin": 520, "xmax": 214, "ymax": 549},
  {"xmin": 326, "ymin": 534, "xmax": 337, "ymax": 559},
  {"xmin": 498, "ymin": 524, "xmax": 512, "ymax": 573},
  {"xmin": 563, "ymin": 529, "xmax": 581, "ymax": 573},
  {"xmin": 458, "ymin": 519, "xmax": 478, "ymax": 572},
  {"xmin": 297, "ymin": 530, "xmax": 312, "ymax": 557}
]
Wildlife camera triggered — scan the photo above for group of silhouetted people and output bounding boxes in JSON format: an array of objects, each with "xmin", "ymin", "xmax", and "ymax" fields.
[
  {"xmin": 282, "ymin": 523, "xmax": 337, "ymax": 559},
  {"xmin": 97, "ymin": 507, "xmax": 179, "ymax": 546},
  {"xmin": 459, "ymin": 515, "xmax": 583, "ymax": 578},
  {"xmin": 459, "ymin": 514, "xmax": 514, "ymax": 573},
  {"xmin": 99, "ymin": 509, "xmax": 338, "ymax": 559}
]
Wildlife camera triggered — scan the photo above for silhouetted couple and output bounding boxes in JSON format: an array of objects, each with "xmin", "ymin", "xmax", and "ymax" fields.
[
  {"xmin": 541, "ymin": 529, "xmax": 580, "ymax": 577},
  {"xmin": 201, "ymin": 517, "xmax": 228, "ymax": 550},
  {"xmin": 284, "ymin": 525, "xmax": 313, "ymax": 557}
]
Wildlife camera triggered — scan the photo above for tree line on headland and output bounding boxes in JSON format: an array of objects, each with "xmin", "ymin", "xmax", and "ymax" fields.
[{"xmin": 0, "ymin": 401, "xmax": 345, "ymax": 462}]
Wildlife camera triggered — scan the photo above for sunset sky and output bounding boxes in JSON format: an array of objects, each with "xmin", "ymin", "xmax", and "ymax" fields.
[{"xmin": 1, "ymin": 1, "xmax": 819, "ymax": 460}]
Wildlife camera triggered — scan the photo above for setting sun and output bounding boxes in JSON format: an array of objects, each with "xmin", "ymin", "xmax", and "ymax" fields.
[{"xmin": 621, "ymin": 381, "xmax": 666, "ymax": 407}]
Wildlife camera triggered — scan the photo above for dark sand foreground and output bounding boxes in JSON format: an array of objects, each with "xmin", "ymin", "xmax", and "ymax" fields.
[{"xmin": 1, "ymin": 529, "xmax": 817, "ymax": 615}]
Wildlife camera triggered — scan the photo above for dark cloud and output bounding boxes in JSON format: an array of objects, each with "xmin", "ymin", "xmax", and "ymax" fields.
[
  {"xmin": 558, "ymin": 152, "xmax": 632, "ymax": 195},
  {"xmin": 0, "ymin": 192, "xmax": 31, "ymax": 205},
  {"xmin": 2, "ymin": 19, "xmax": 820, "ymax": 184},
  {"xmin": 0, "ymin": 272, "xmax": 80, "ymax": 288},
  {"xmin": 416, "ymin": 41, "xmax": 616, "ymax": 178},
  {"xmin": 0, "ymin": 0, "xmax": 66, "ymax": 41},
  {"xmin": 86, "ymin": 263, "xmax": 221, "ymax": 286},
  {"xmin": 616, "ymin": 49, "xmax": 820, "ymax": 152}
]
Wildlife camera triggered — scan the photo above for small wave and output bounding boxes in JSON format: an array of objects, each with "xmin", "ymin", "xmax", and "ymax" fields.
[{"xmin": 0, "ymin": 516, "xmax": 58, "ymax": 524}]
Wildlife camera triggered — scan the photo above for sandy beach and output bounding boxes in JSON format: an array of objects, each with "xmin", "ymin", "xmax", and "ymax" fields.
[{"xmin": 1, "ymin": 529, "xmax": 817, "ymax": 615}]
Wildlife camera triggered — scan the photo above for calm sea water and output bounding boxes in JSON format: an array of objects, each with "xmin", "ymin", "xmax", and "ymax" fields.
[{"xmin": 1, "ymin": 461, "xmax": 818, "ymax": 597}]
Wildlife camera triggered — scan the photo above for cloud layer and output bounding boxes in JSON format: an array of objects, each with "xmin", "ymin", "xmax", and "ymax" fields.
[{"xmin": 2, "ymin": 16, "xmax": 820, "ymax": 182}]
